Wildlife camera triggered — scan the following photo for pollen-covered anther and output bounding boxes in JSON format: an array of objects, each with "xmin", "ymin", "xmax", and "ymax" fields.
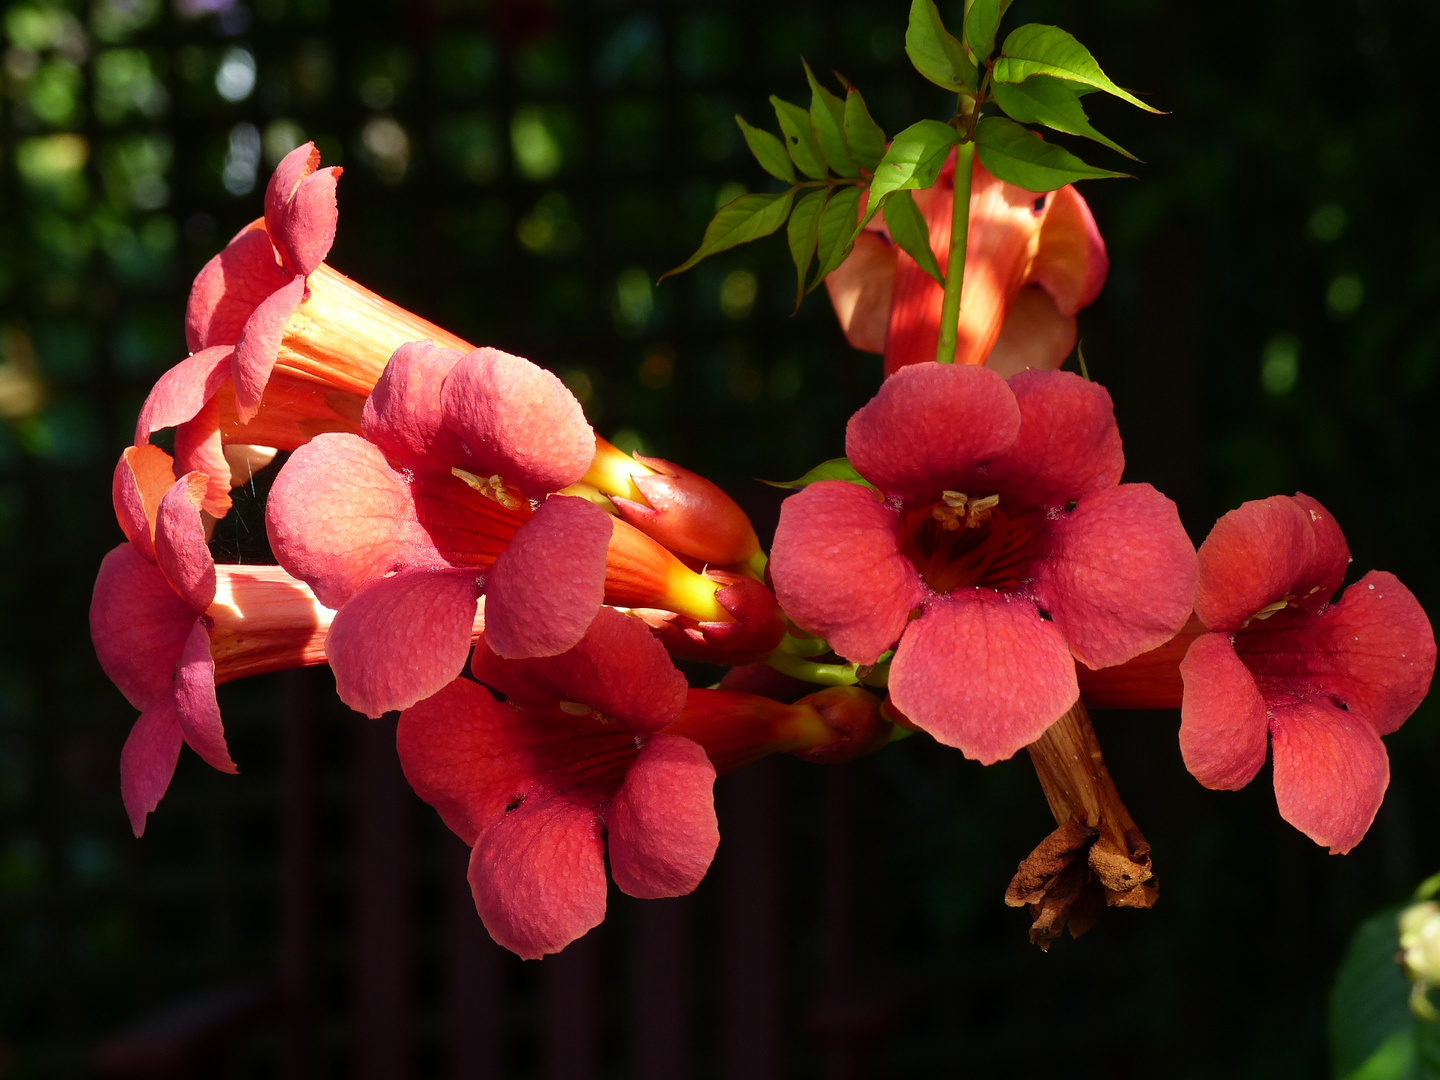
[
  {"xmin": 932, "ymin": 490, "xmax": 968, "ymax": 530},
  {"xmin": 1244, "ymin": 596, "xmax": 1291, "ymax": 626},
  {"xmin": 558, "ymin": 699, "xmax": 607, "ymax": 721},
  {"xmin": 965, "ymin": 494, "xmax": 1000, "ymax": 528},
  {"xmin": 452, "ymin": 467, "xmax": 524, "ymax": 511}
]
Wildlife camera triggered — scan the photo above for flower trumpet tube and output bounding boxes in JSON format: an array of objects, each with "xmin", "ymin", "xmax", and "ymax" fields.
[
  {"xmin": 1075, "ymin": 614, "xmax": 1206, "ymax": 710},
  {"xmin": 769, "ymin": 363, "xmax": 1197, "ymax": 764},
  {"xmin": 96, "ymin": 445, "xmax": 334, "ymax": 836},
  {"xmin": 1178, "ymin": 494, "xmax": 1435, "ymax": 854},
  {"xmin": 826, "ymin": 153, "xmax": 1108, "ymax": 378}
]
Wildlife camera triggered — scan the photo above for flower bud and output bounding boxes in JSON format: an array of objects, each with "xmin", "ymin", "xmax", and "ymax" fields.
[
  {"xmin": 640, "ymin": 571, "xmax": 786, "ymax": 666},
  {"xmin": 1401, "ymin": 899, "xmax": 1440, "ymax": 1020},
  {"xmin": 789, "ymin": 686, "xmax": 893, "ymax": 764}
]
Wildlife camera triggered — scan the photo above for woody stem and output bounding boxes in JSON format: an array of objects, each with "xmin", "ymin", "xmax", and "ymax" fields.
[
  {"xmin": 1026, "ymin": 699, "xmax": 1144, "ymax": 854},
  {"xmin": 934, "ymin": 139, "xmax": 975, "ymax": 365}
]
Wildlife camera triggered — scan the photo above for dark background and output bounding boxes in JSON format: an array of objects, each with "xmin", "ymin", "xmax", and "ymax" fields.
[{"xmin": 1, "ymin": 0, "xmax": 1438, "ymax": 1075}]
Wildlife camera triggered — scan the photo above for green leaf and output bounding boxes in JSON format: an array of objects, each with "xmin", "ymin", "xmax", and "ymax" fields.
[
  {"xmin": 905, "ymin": 0, "xmax": 977, "ymax": 93},
  {"xmin": 804, "ymin": 60, "xmax": 857, "ymax": 178},
  {"xmin": 771, "ymin": 95, "xmax": 827, "ymax": 180},
  {"xmin": 992, "ymin": 75, "xmax": 1137, "ymax": 160},
  {"xmin": 881, "ymin": 190, "xmax": 942, "ymax": 286},
  {"xmin": 843, "ymin": 87, "xmax": 886, "ymax": 173},
  {"xmin": 810, "ymin": 185, "xmax": 863, "ymax": 291},
  {"xmin": 963, "ymin": 0, "xmax": 1012, "ymax": 64},
  {"xmin": 661, "ymin": 191, "xmax": 795, "ymax": 279},
  {"xmin": 734, "ymin": 115, "xmax": 795, "ymax": 183},
  {"xmin": 762, "ymin": 457, "xmax": 874, "ymax": 490},
  {"xmin": 974, "ymin": 116, "xmax": 1128, "ymax": 192},
  {"xmin": 994, "ymin": 24, "xmax": 1162, "ymax": 113},
  {"xmin": 786, "ymin": 188, "xmax": 827, "ymax": 309},
  {"xmin": 865, "ymin": 119, "xmax": 959, "ymax": 215}
]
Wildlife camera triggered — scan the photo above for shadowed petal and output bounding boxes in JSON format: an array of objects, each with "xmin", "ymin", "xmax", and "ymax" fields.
[
  {"xmin": 888, "ymin": 592, "xmax": 1078, "ymax": 764},
  {"xmin": 604, "ymin": 735, "xmax": 718, "ymax": 899},
  {"xmin": 1027, "ymin": 183, "xmax": 1108, "ymax": 316},
  {"xmin": 112, "ymin": 444, "xmax": 175, "ymax": 560},
  {"xmin": 1270, "ymin": 699, "xmax": 1389, "ymax": 855},
  {"xmin": 134, "ymin": 346, "xmax": 233, "ymax": 443},
  {"xmin": 1033, "ymin": 483, "xmax": 1196, "ymax": 669},
  {"xmin": 362, "ymin": 339, "xmax": 465, "ymax": 467},
  {"xmin": 1178, "ymin": 632, "xmax": 1269, "ymax": 790},
  {"xmin": 185, "ymin": 224, "xmax": 290, "ymax": 351},
  {"xmin": 120, "ymin": 697, "xmax": 185, "ymax": 838},
  {"xmin": 468, "ymin": 795, "xmax": 608, "ymax": 960},
  {"xmin": 326, "ymin": 568, "xmax": 482, "ymax": 718},
  {"xmin": 91, "ymin": 546, "xmax": 196, "ymax": 708},
  {"xmin": 825, "ymin": 230, "xmax": 895, "ymax": 354},
  {"xmin": 232, "ymin": 274, "xmax": 306, "ymax": 423},
  {"xmin": 1195, "ymin": 495, "xmax": 1316, "ymax": 632},
  {"xmin": 985, "ymin": 286, "xmax": 1077, "ymax": 378},
  {"xmin": 770, "ymin": 480, "xmax": 923, "ymax": 665},
  {"xmin": 441, "ymin": 348, "xmax": 594, "ymax": 497},
  {"xmin": 482, "ymin": 496, "xmax": 611, "ymax": 659},
  {"xmin": 174, "ymin": 618, "xmax": 235, "ymax": 774},
  {"xmin": 154, "ymin": 473, "xmax": 216, "ymax": 612},
  {"xmin": 173, "ymin": 397, "xmax": 231, "ymax": 518},
  {"xmin": 994, "ymin": 369, "xmax": 1124, "ymax": 509},
  {"xmin": 845, "ymin": 362, "xmax": 1021, "ymax": 500}
]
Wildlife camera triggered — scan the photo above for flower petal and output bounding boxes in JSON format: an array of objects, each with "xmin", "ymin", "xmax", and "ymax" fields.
[
  {"xmin": 91, "ymin": 545, "xmax": 196, "ymax": 708},
  {"xmin": 120, "ymin": 696, "xmax": 184, "ymax": 838},
  {"xmin": 275, "ymin": 166, "xmax": 341, "ymax": 277},
  {"xmin": 769, "ymin": 480, "xmax": 923, "ymax": 665},
  {"xmin": 232, "ymin": 274, "xmax": 306, "ymax": 424},
  {"xmin": 1027, "ymin": 184, "xmax": 1108, "ymax": 316},
  {"xmin": 604, "ymin": 735, "xmax": 718, "ymax": 899},
  {"xmin": 993, "ymin": 368, "xmax": 1124, "ymax": 508},
  {"xmin": 134, "ymin": 346, "xmax": 233, "ymax": 443},
  {"xmin": 264, "ymin": 143, "xmax": 320, "ymax": 252},
  {"xmin": 112, "ymin": 444, "xmax": 175, "ymax": 560},
  {"xmin": 441, "ymin": 348, "xmax": 594, "ymax": 497},
  {"xmin": 471, "ymin": 606, "xmax": 687, "ymax": 732},
  {"xmin": 1032, "ymin": 483, "xmax": 1197, "ymax": 669},
  {"xmin": 845, "ymin": 362, "xmax": 1021, "ymax": 500},
  {"xmin": 1270, "ymin": 699, "xmax": 1389, "ymax": 855},
  {"xmin": 174, "ymin": 617, "xmax": 235, "ymax": 774},
  {"xmin": 185, "ymin": 224, "xmax": 290, "ymax": 351},
  {"xmin": 173, "ymin": 396, "xmax": 231, "ymax": 519},
  {"xmin": 266, "ymin": 433, "xmax": 445, "ymax": 609},
  {"xmin": 326, "ymin": 568, "xmax": 482, "ymax": 718},
  {"xmin": 468, "ymin": 794, "xmax": 608, "ymax": 959},
  {"xmin": 362, "ymin": 339, "xmax": 465, "ymax": 467},
  {"xmin": 1194, "ymin": 495, "xmax": 1318, "ymax": 632},
  {"xmin": 482, "ymin": 495, "xmax": 611, "ymax": 660},
  {"xmin": 888, "ymin": 592, "xmax": 1078, "ymax": 764},
  {"xmin": 1290, "ymin": 493, "xmax": 1350, "ymax": 609},
  {"xmin": 154, "ymin": 473, "xmax": 216, "ymax": 612},
  {"xmin": 824, "ymin": 230, "xmax": 894, "ymax": 354},
  {"xmin": 984, "ymin": 285, "xmax": 1077, "ymax": 378},
  {"xmin": 1177, "ymin": 632, "xmax": 1269, "ymax": 790}
]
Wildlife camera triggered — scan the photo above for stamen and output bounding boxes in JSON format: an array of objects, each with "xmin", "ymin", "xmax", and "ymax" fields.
[
  {"xmin": 1245, "ymin": 598, "xmax": 1290, "ymax": 626},
  {"xmin": 933, "ymin": 490, "xmax": 967, "ymax": 531},
  {"xmin": 452, "ymin": 467, "xmax": 524, "ymax": 511},
  {"xmin": 558, "ymin": 700, "xmax": 595, "ymax": 716},
  {"xmin": 966, "ymin": 494, "xmax": 1000, "ymax": 528}
]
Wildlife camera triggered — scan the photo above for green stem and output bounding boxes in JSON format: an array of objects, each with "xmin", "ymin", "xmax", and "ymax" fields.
[
  {"xmin": 765, "ymin": 650, "xmax": 859, "ymax": 687},
  {"xmin": 934, "ymin": 139, "xmax": 976, "ymax": 365}
]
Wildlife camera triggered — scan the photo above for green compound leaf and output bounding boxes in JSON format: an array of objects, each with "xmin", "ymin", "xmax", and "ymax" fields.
[
  {"xmin": 661, "ymin": 190, "xmax": 795, "ymax": 280},
  {"xmin": 905, "ymin": 0, "xmax": 977, "ymax": 93},
  {"xmin": 865, "ymin": 119, "xmax": 959, "ymax": 217},
  {"xmin": 762, "ymin": 456, "xmax": 874, "ymax": 490},
  {"xmin": 810, "ymin": 185, "xmax": 863, "ymax": 292},
  {"xmin": 974, "ymin": 116, "xmax": 1128, "ymax": 192},
  {"xmin": 881, "ymin": 189, "xmax": 942, "ymax": 286},
  {"xmin": 804, "ymin": 60, "xmax": 857, "ymax": 178},
  {"xmin": 992, "ymin": 75, "xmax": 1137, "ymax": 160},
  {"xmin": 994, "ymin": 24, "xmax": 1163, "ymax": 113},
  {"xmin": 735, "ymin": 115, "xmax": 795, "ymax": 183},
  {"xmin": 963, "ymin": 0, "xmax": 1013, "ymax": 64},
  {"xmin": 844, "ymin": 87, "xmax": 886, "ymax": 174},
  {"xmin": 786, "ymin": 188, "xmax": 827, "ymax": 309},
  {"xmin": 771, "ymin": 95, "xmax": 827, "ymax": 180}
]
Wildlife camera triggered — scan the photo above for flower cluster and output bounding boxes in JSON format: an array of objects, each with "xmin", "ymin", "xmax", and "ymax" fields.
[{"xmin": 91, "ymin": 143, "xmax": 1433, "ymax": 959}]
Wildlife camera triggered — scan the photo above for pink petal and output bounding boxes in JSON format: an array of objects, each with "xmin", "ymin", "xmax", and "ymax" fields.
[
  {"xmin": 482, "ymin": 495, "xmax": 611, "ymax": 659},
  {"xmin": 264, "ymin": 143, "xmax": 320, "ymax": 249},
  {"xmin": 112, "ymin": 444, "xmax": 175, "ymax": 560},
  {"xmin": 845, "ymin": 362, "xmax": 1021, "ymax": 500},
  {"xmin": 992, "ymin": 369, "xmax": 1124, "ymax": 508},
  {"xmin": 824, "ymin": 230, "xmax": 895, "ymax": 354},
  {"xmin": 173, "ymin": 618, "xmax": 235, "ymax": 774},
  {"xmin": 134, "ymin": 346, "xmax": 233, "ymax": 443},
  {"xmin": 769, "ymin": 480, "xmax": 923, "ymax": 665},
  {"xmin": 887, "ymin": 592, "xmax": 1078, "ymax": 764},
  {"xmin": 185, "ymin": 225, "xmax": 290, "ymax": 351},
  {"xmin": 1026, "ymin": 183, "xmax": 1108, "ymax": 316},
  {"xmin": 1270, "ymin": 698, "xmax": 1389, "ymax": 854},
  {"xmin": 154, "ymin": 474, "xmax": 216, "ymax": 612},
  {"xmin": 120, "ymin": 696, "xmax": 185, "ymax": 838},
  {"xmin": 266, "ymin": 433, "xmax": 445, "ymax": 609},
  {"xmin": 274, "ymin": 166, "xmax": 340, "ymax": 277},
  {"xmin": 471, "ymin": 606, "xmax": 687, "ymax": 732},
  {"xmin": 1290, "ymin": 493, "xmax": 1350, "ymax": 609},
  {"xmin": 1194, "ymin": 495, "xmax": 1317, "ymax": 632},
  {"xmin": 362, "ymin": 339, "xmax": 466, "ymax": 467},
  {"xmin": 440, "ymin": 348, "xmax": 595, "ymax": 497},
  {"xmin": 232, "ymin": 274, "xmax": 306, "ymax": 424},
  {"xmin": 173, "ymin": 396, "xmax": 231, "ymax": 519},
  {"xmin": 984, "ymin": 285, "xmax": 1077, "ymax": 378},
  {"xmin": 604, "ymin": 734, "xmax": 719, "ymax": 899},
  {"xmin": 1032, "ymin": 483, "xmax": 1197, "ymax": 669},
  {"xmin": 1177, "ymin": 632, "xmax": 1269, "ymax": 790},
  {"xmin": 326, "ymin": 568, "xmax": 482, "ymax": 718},
  {"xmin": 468, "ymin": 794, "xmax": 608, "ymax": 959},
  {"xmin": 91, "ymin": 545, "xmax": 197, "ymax": 708}
]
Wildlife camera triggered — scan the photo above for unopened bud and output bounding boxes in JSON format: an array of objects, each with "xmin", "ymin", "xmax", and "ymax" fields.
[
  {"xmin": 643, "ymin": 571, "xmax": 786, "ymax": 666},
  {"xmin": 789, "ymin": 686, "xmax": 892, "ymax": 764},
  {"xmin": 1401, "ymin": 899, "xmax": 1440, "ymax": 1020}
]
